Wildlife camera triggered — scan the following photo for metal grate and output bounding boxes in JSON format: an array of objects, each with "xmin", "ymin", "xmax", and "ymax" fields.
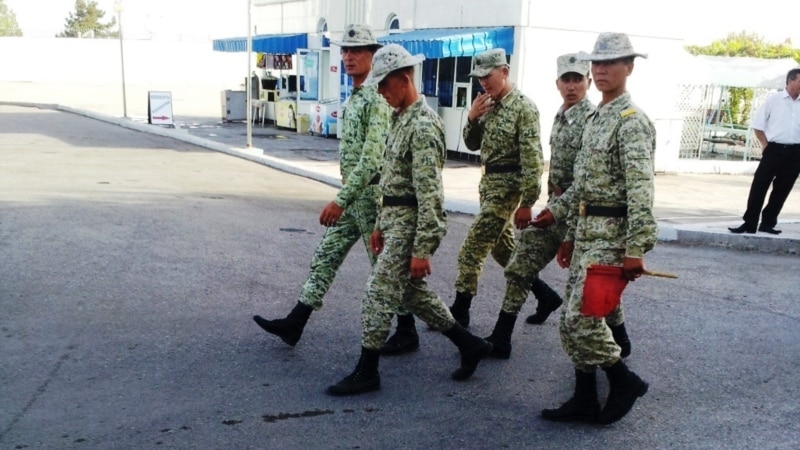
[
  {"xmin": 676, "ymin": 84, "xmax": 707, "ymax": 159},
  {"xmin": 675, "ymin": 85, "xmax": 775, "ymax": 161}
]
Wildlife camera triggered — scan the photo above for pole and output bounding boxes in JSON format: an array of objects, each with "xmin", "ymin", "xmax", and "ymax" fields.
[
  {"xmin": 116, "ymin": 1, "xmax": 128, "ymax": 118},
  {"xmin": 246, "ymin": 0, "xmax": 253, "ymax": 148}
]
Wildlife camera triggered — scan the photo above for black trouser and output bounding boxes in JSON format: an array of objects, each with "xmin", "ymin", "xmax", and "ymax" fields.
[{"xmin": 743, "ymin": 143, "xmax": 800, "ymax": 228}]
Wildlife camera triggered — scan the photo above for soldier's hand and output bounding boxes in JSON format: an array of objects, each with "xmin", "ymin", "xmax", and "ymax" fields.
[
  {"xmin": 531, "ymin": 209, "xmax": 555, "ymax": 228},
  {"xmin": 514, "ymin": 207, "xmax": 532, "ymax": 229},
  {"xmin": 410, "ymin": 257, "xmax": 431, "ymax": 279},
  {"xmin": 319, "ymin": 201, "xmax": 344, "ymax": 227},
  {"xmin": 468, "ymin": 92, "xmax": 494, "ymax": 122},
  {"xmin": 369, "ymin": 230, "xmax": 384, "ymax": 255},
  {"xmin": 556, "ymin": 241, "xmax": 574, "ymax": 269},
  {"xmin": 622, "ymin": 256, "xmax": 645, "ymax": 281}
]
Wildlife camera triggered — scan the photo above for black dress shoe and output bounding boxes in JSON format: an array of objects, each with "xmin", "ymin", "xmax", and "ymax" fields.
[
  {"xmin": 728, "ymin": 224, "xmax": 756, "ymax": 234},
  {"xmin": 758, "ymin": 226, "xmax": 782, "ymax": 235}
]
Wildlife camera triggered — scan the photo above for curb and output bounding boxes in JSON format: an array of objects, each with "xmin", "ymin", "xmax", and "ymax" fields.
[{"xmin": 671, "ymin": 224, "xmax": 800, "ymax": 254}]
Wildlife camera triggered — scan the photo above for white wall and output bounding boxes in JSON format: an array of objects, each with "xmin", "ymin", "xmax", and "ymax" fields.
[
  {"xmin": 369, "ymin": 0, "xmax": 525, "ymax": 30},
  {"xmin": 0, "ymin": 37, "xmax": 246, "ymax": 84},
  {"xmin": 0, "ymin": 37, "xmax": 250, "ymax": 118}
]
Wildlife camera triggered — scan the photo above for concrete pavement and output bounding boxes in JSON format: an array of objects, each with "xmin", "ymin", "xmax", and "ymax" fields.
[{"xmin": 3, "ymin": 102, "xmax": 800, "ymax": 253}]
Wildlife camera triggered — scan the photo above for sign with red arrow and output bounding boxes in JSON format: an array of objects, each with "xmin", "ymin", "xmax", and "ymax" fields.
[{"xmin": 148, "ymin": 91, "xmax": 174, "ymax": 127}]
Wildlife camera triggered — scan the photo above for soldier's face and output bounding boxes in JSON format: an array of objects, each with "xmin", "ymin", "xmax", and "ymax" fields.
[
  {"xmin": 377, "ymin": 72, "xmax": 405, "ymax": 108},
  {"xmin": 342, "ymin": 47, "xmax": 374, "ymax": 78},
  {"xmin": 478, "ymin": 67, "xmax": 508, "ymax": 99},
  {"xmin": 590, "ymin": 59, "xmax": 632, "ymax": 95},
  {"xmin": 556, "ymin": 72, "xmax": 591, "ymax": 108}
]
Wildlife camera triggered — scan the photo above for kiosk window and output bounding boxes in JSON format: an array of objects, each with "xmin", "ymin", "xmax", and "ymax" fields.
[
  {"xmin": 434, "ymin": 56, "xmax": 474, "ymax": 108},
  {"xmin": 422, "ymin": 59, "xmax": 438, "ymax": 99},
  {"xmin": 436, "ymin": 57, "xmax": 455, "ymax": 107},
  {"xmin": 456, "ymin": 57, "xmax": 472, "ymax": 83},
  {"xmin": 457, "ymin": 86, "xmax": 468, "ymax": 108}
]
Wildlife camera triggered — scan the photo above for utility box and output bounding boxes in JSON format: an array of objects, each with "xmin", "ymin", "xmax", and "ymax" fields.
[{"xmin": 221, "ymin": 90, "xmax": 247, "ymax": 122}]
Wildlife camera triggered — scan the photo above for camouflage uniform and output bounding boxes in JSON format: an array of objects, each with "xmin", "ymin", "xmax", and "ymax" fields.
[
  {"xmin": 501, "ymin": 96, "xmax": 593, "ymax": 313},
  {"xmin": 456, "ymin": 86, "xmax": 544, "ymax": 296},
  {"xmin": 361, "ymin": 96, "xmax": 452, "ymax": 349},
  {"xmin": 298, "ymin": 85, "xmax": 390, "ymax": 310},
  {"xmin": 560, "ymin": 92, "xmax": 657, "ymax": 371}
]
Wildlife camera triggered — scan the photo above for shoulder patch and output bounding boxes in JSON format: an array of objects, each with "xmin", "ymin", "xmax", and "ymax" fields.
[{"xmin": 620, "ymin": 108, "xmax": 637, "ymax": 118}]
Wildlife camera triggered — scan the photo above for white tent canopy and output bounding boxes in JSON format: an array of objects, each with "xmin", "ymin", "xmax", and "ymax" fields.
[{"xmin": 687, "ymin": 55, "xmax": 799, "ymax": 88}]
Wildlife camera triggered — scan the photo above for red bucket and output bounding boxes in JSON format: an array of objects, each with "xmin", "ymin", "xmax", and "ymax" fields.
[{"xmin": 581, "ymin": 265, "xmax": 629, "ymax": 318}]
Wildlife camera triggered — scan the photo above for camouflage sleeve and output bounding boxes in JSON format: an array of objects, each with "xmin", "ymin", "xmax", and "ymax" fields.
[
  {"xmin": 548, "ymin": 184, "xmax": 573, "ymax": 223},
  {"xmin": 411, "ymin": 125, "xmax": 448, "ymax": 259},
  {"xmin": 518, "ymin": 103, "xmax": 544, "ymax": 207},
  {"xmin": 333, "ymin": 99, "xmax": 389, "ymax": 207},
  {"xmin": 462, "ymin": 119, "xmax": 484, "ymax": 151},
  {"xmin": 560, "ymin": 145, "xmax": 585, "ymax": 241},
  {"xmin": 562, "ymin": 192, "xmax": 578, "ymax": 242},
  {"xmin": 619, "ymin": 116, "xmax": 657, "ymax": 257}
]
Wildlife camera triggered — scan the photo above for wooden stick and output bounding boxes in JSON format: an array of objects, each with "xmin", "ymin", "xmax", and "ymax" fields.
[{"xmin": 642, "ymin": 269, "xmax": 679, "ymax": 279}]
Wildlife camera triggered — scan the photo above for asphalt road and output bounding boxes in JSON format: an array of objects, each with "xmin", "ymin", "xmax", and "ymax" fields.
[{"xmin": 1, "ymin": 107, "xmax": 799, "ymax": 449}]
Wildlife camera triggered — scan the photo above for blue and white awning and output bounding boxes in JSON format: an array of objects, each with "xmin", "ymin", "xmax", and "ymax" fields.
[
  {"xmin": 377, "ymin": 27, "xmax": 514, "ymax": 59},
  {"xmin": 212, "ymin": 33, "xmax": 308, "ymax": 54}
]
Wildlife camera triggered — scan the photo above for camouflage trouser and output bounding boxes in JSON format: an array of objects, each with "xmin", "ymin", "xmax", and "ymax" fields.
[
  {"xmin": 558, "ymin": 243, "xmax": 626, "ymax": 372},
  {"xmin": 361, "ymin": 212, "xmax": 454, "ymax": 350},
  {"xmin": 455, "ymin": 175, "xmax": 521, "ymax": 295},
  {"xmin": 298, "ymin": 189, "xmax": 381, "ymax": 310},
  {"xmin": 500, "ymin": 221, "xmax": 566, "ymax": 314}
]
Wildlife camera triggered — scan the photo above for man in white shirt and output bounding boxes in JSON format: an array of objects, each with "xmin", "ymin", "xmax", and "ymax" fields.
[{"xmin": 729, "ymin": 68, "xmax": 800, "ymax": 235}]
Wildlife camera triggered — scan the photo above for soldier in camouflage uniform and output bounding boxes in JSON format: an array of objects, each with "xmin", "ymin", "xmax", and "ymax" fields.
[
  {"xmin": 486, "ymin": 54, "xmax": 633, "ymax": 359},
  {"xmin": 253, "ymin": 25, "xmax": 418, "ymax": 354},
  {"xmin": 541, "ymin": 33, "xmax": 657, "ymax": 425},
  {"xmin": 484, "ymin": 54, "xmax": 594, "ymax": 358},
  {"xmin": 327, "ymin": 44, "xmax": 492, "ymax": 396},
  {"xmin": 450, "ymin": 48, "xmax": 544, "ymax": 328}
]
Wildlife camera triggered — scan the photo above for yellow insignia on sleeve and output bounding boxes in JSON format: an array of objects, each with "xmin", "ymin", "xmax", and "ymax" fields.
[{"xmin": 620, "ymin": 108, "xmax": 637, "ymax": 118}]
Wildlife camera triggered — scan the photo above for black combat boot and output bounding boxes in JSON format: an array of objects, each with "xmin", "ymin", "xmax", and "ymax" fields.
[
  {"xmin": 326, "ymin": 347, "xmax": 381, "ymax": 396},
  {"xmin": 541, "ymin": 369, "xmax": 601, "ymax": 423},
  {"xmin": 597, "ymin": 360, "xmax": 649, "ymax": 425},
  {"xmin": 442, "ymin": 322, "xmax": 492, "ymax": 380},
  {"xmin": 380, "ymin": 314, "xmax": 420, "ymax": 355},
  {"xmin": 484, "ymin": 311, "xmax": 518, "ymax": 359},
  {"xmin": 525, "ymin": 278, "xmax": 563, "ymax": 325},
  {"xmin": 449, "ymin": 292, "xmax": 473, "ymax": 328},
  {"xmin": 252, "ymin": 301, "xmax": 313, "ymax": 346},
  {"xmin": 609, "ymin": 323, "xmax": 632, "ymax": 358}
]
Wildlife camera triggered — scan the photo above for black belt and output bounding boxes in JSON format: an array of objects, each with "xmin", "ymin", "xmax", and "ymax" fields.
[
  {"xmin": 768, "ymin": 142, "xmax": 800, "ymax": 150},
  {"xmin": 484, "ymin": 164, "xmax": 522, "ymax": 175},
  {"xmin": 343, "ymin": 174, "xmax": 380, "ymax": 185},
  {"xmin": 579, "ymin": 202, "xmax": 627, "ymax": 217},
  {"xmin": 382, "ymin": 195, "xmax": 418, "ymax": 207}
]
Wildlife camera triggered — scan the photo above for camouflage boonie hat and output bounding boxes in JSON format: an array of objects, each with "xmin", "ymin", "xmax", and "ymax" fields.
[
  {"xmin": 331, "ymin": 24, "xmax": 381, "ymax": 48},
  {"xmin": 577, "ymin": 32, "xmax": 648, "ymax": 62},
  {"xmin": 557, "ymin": 53, "xmax": 590, "ymax": 78},
  {"xmin": 363, "ymin": 44, "xmax": 424, "ymax": 87},
  {"xmin": 469, "ymin": 48, "xmax": 509, "ymax": 78}
]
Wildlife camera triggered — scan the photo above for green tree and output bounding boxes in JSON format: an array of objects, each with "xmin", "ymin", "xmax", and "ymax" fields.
[
  {"xmin": 0, "ymin": 0, "xmax": 23, "ymax": 36},
  {"xmin": 57, "ymin": 0, "xmax": 117, "ymax": 38},
  {"xmin": 686, "ymin": 32, "xmax": 800, "ymax": 125}
]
